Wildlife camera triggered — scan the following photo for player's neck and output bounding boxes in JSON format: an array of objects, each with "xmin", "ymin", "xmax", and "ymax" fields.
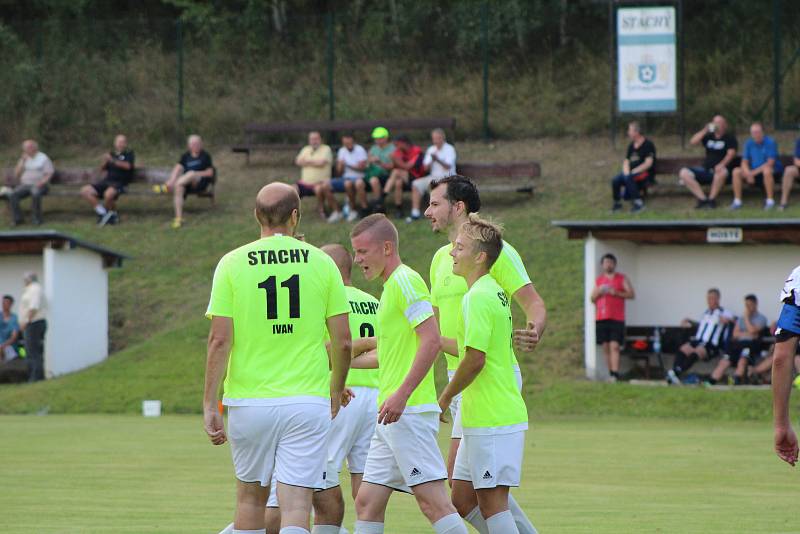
[
  {"xmin": 260, "ymin": 226, "xmax": 292, "ymax": 238},
  {"xmin": 465, "ymin": 268, "xmax": 488, "ymax": 288},
  {"xmin": 381, "ymin": 255, "xmax": 402, "ymax": 283}
]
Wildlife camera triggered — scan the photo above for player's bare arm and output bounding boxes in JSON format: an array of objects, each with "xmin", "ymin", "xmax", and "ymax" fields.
[
  {"xmin": 772, "ymin": 338, "xmax": 799, "ymax": 466},
  {"xmin": 351, "ymin": 348, "xmax": 378, "ymax": 369},
  {"xmin": 512, "ymin": 284, "xmax": 547, "ymax": 352},
  {"xmin": 326, "ymin": 312, "xmax": 353, "ymax": 419},
  {"xmin": 352, "ymin": 336, "xmax": 377, "ymax": 358},
  {"xmin": 377, "ymin": 316, "xmax": 441, "ymax": 425},
  {"xmin": 438, "ymin": 346, "xmax": 485, "ymax": 418},
  {"xmin": 203, "ymin": 315, "xmax": 232, "ymax": 446}
]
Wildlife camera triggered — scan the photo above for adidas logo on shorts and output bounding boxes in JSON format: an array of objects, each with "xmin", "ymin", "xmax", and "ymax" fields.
[
  {"xmin": 482, "ymin": 470, "xmax": 492, "ymax": 480},
  {"xmin": 322, "ymin": 471, "xmax": 326, "ymax": 480},
  {"xmin": 410, "ymin": 467, "xmax": 422, "ymax": 478}
]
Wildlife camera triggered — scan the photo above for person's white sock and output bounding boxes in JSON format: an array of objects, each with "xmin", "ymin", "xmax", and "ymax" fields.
[
  {"xmin": 233, "ymin": 529, "xmax": 267, "ymax": 534},
  {"xmin": 464, "ymin": 506, "xmax": 490, "ymax": 534},
  {"xmin": 486, "ymin": 510, "xmax": 518, "ymax": 534},
  {"xmin": 94, "ymin": 205, "xmax": 107, "ymax": 215},
  {"xmin": 766, "ymin": 198, "xmax": 776, "ymax": 207},
  {"xmin": 218, "ymin": 523, "xmax": 234, "ymax": 534},
  {"xmin": 508, "ymin": 493, "xmax": 538, "ymax": 534},
  {"xmin": 311, "ymin": 526, "xmax": 341, "ymax": 534},
  {"xmin": 732, "ymin": 198, "xmax": 742, "ymax": 207},
  {"xmin": 410, "ymin": 208, "xmax": 421, "ymax": 217},
  {"xmin": 432, "ymin": 512, "xmax": 468, "ymax": 534},
  {"xmin": 354, "ymin": 520, "xmax": 383, "ymax": 534},
  {"xmin": 279, "ymin": 528, "xmax": 310, "ymax": 534},
  {"xmin": 339, "ymin": 528, "xmax": 349, "ymax": 534}
]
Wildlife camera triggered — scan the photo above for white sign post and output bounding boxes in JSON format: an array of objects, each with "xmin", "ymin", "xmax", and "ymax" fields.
[{"xmin": 617, "ymin": 6, "xmax": 677, "ymax": 112}]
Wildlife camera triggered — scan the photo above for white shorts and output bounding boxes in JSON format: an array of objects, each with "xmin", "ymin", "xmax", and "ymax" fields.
[
  {"xmin": 452, "ymin": 430, "xmax": 526, "ymax": 489},
  {"xmin": 451, "ymin": 365, "xmax": 522, "ymax": 439},
  {"xmin": 325, "ymin": 386, "xmax": 378, "ymax": 488},
  {"xmin": 228, "ymin": 404, "xmax": 330, "ymax": 491},
  {"xmin": 412, "ymin": 175, "xmax": 438, "ymax": 195},
  {"xmin": 362, "ymin": 412, "xmax": 447, "ymax": 493}
]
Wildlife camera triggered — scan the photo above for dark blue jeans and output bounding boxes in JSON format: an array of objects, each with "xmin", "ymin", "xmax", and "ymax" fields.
[{"xmin": 611, "ymin": 173, "xmax": 641, "ymax": 202}]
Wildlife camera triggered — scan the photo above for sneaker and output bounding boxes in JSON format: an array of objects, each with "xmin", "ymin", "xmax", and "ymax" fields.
[
  {"xmin": 405, "ymin": 213, "xmax": 421, "ymax": 224},
  {"xmin": 764, "ymin": 199, "xmax": 775, "ymax": 210},
  {"xmin": 346, "ymin": 210, "xmax": 359, "ymax": 222},
  {"xmin": 171, "ymin": 217, "xmax": 183, "ymax": 229},
  {"xmin": 729, "ymin": 200, "xmax": 742, "ymax": 210},
  {"xmin": 630, "ymin": 201, "xmax": 645, "ymax": 213},
  {"xmin": 779, "ymin": 203, "xmax": 788, "ymax": 211},
  {"xmin": 695, "ymin": 199, "xmax": 707, "ymax": 209},
  {"xmin": 326, "ymin": 211, "xmax": 343, "ymax": 223},
  {"xmin": 108, "ymin": 211, "xmax": 119, "ymax": 225},
  {"xmin": 706, "ymin": 199, "xmax": 717, "ymax": 209},
  {"xmin": 611, "ymin": 202, "xmax": 623, "ymax": 213},
  {"xmin": 666, "ymin": 369, "xmax": 681, "ymax": 385},
  {"xmin": 394, "ymin": 208, "xmax": 404, "ymax": 220},
  {"xmin": 98, "ymin": 210, "xmax": 115, "ymax": 227}
]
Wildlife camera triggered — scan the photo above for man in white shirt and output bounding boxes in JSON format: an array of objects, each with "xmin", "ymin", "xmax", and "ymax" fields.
[
  {"xmin": 19, "ymin": 272, "xmax": 47, "ymax": 382},
  {"xmin": 331, "ymin": 133, "xmax": 369, "ymax": 222},
  {"xmin": 9, "ymin": 140, "xmax": 54, "ymax": 226},
  {"xmin": 408, "ymin": 129, "xmax": 456, "ymax": 222}
]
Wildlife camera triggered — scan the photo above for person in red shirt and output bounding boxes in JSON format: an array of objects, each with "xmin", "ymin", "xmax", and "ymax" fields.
[
  {"xmin": 383, "ymin": 134, "xmax": 425, "ymax": 219},
  {"xmin": 591, "ymin": 254, "xmax": 635, "ymax": 381}
]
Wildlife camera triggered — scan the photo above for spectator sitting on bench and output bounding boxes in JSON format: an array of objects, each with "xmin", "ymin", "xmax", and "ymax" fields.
[
  {"xmin": 730, "ymin": 122, "xmax": 782, "ymax": 211},
  {"xmin": 706, "ymin": 294, "xmax": 768, "ymax": 385},
  {"xmin": 156, "ymin": 134, "xmax": 215, "ymax": 228},
  {"xmin": 679, "ymin": 115, "xmax": 737, "ymax": 209},
  {"xmin": 407, "ymin": 128, "xmax": 457, "ymax": 223},
  {"xmin": 0, "ymin": 295, "xmax": 19, "ymax": 363},
  {"xmin": 384, "ymin": 134, "xmax": 425, "ymax": 220},
  {"xmin": 591, "ymin": 253, "xmax": 635, "ymax": 382},
  {"xmin": 8, "ymin": 139, "xmax": 54, "ymax": 226},
  {"xmin": 778, "ymin": 135, "xmax": 800, "ymax": 211},
  {"xmin": 80, "ymin": 134, "xmax": 134, "ymax": 227},
  {"xmin": 330, "ymin": 132, "xmax": 368, "ymax": 222},
  {"xmin": 293, "ymin": 131, "xmax": 340, "ymax": 223},
  {"xmin": 611, "ymin": 121, "xmax": 655, "ymax": 214},
  {"xmin": 363, "ymin": 127, "xmax": 395, "ymax": 209},
  {"xmin": 666, "ymin": 288, "xmax": 734, "ymax": 385}
]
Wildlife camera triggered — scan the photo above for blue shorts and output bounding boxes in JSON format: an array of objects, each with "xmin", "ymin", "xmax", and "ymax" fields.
[
  {"xmin": 776, "ymin": 303, "xmax": 800, "ymax": 341},
  {"xmin": 687, "ymin": 166, "xmax": 714, "ymax": 185},
  {"xmin": 330, "ymin": 176, "xmax": 362, "ymax": 193}
]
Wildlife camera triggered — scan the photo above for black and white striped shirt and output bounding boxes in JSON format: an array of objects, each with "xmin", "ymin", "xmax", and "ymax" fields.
[{"xmin": 694, "ymin": 307, "xmax": 734, "ymax": 347}]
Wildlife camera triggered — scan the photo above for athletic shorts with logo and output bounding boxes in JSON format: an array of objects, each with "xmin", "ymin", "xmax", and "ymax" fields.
[
  {"xmin": 452, "ymin": 426, "xmax": 527, "ymax": 489},
  {"xmin": 362, "ymin": 411, "xmax": 447, "ymax": 493},
  {"xmin": 228, "ymin": 403, "xmax": 329, "ymax": 492},
  {"xmin": 450, "ymin": 365, "xmax": 522, "ymax": 439}
]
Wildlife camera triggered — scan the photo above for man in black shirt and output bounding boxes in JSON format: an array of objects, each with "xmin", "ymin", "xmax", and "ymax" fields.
[
  {"xmin": 156, "ymin": 134, "xmax": 215, "ymax": 228},
  {"xmin": 611, "ymin": 122, "xmax": 656, "ymax": 213},
  {"xmin": 80, "ymin": 134, "xmax": 135, "ymax": 226},
  {"xmin": 679, "ymin": 115, "xmax": 737, "ymax": 209}
]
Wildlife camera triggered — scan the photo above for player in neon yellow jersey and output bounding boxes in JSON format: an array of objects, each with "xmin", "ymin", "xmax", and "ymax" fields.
[
  {"xmin": 424, "ymin": 175, "xmax": 544, "ymax": 534},
  {"xmin": 350, "ymin": 214, "xmax": 468, "ymax": 534},
  {"xmin": 439, "ymin": 214, "xmax": 529, "ymax": 534},
  {"xmin": 204, "ymin": 182, "xmax": 352, "ymax": 534}
]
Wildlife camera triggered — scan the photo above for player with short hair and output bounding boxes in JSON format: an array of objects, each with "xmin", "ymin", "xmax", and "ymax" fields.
[
  {"xmin": 772, "ymin": 265, "xmax": 800, "ymax": 467},
  {"xmin": 424, "ymin": 175, "xmax": 543, "ymax": 534},
  {"xmin": 349, "ymin": 214, "xmax": 468, "ymax": 534},
  {"xmin": 439, "ymin": 214, "xmax": 529, "ymax": 534},
  {"xmin": 204, "ymin": 182, "xmax": 352, "ymax": 534}
]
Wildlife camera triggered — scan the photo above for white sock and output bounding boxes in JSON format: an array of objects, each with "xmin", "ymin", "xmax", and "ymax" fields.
[
  {"xmin": 95, "ymin": 205, "xmax": 107, "ymax": 215},
  {"xmin": 766, "ymin": 198, "xmax": 775, "ymax": 206},
  {"xmin": 432, "ymin": 512, "xmax": 468, "ymax": 534},
  {"xmin": 464, "ymin": 506, "xmax": 489, "ymax": 534},
  {"xmin": 354, "ymin": 520, "xmax": 383, "ymax": 534},
  {"xmin": 219, "ymin": 523, "xmax": 234, "ymax": 534},
  {"xmin": 486, "ymin": 510, "xmax": 518, "ymax": 534},
  {"xmin": 280, "ymin": 528, "xmax": 310, "ymax": 534},
  {"xmin": 508, "ymin": 494, "xmax": 538, "ymax": 534},
  {"xmin": 340, "ymin": 529, "xmax": 349, "ymax": 534},
  {"xmin": 411, "ymin": 208, "xmax": 421, "ymax": 217},
  {"xmin": 311, "ymin": 527, "xmax": 341, "ymax": 534},
  {"xmin": 233, "ymin": 530, "xmax": 266, "ymax": 534},
  {"xmin": 732, "ymin": 198, "xmax": 742, "ymax": 206}
]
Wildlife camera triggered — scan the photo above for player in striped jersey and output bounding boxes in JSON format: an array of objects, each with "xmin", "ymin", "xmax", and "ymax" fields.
[
  {"xmin": 424, "ymin": 175, "xmax": 544, "ymax": 534},
  {"xmin": 772, "ymin": 265, "xmax": 800, "ymax": 466},
  {"xmin": 666, "ymin": 288, "xmax": 735, "ymax": 385}
]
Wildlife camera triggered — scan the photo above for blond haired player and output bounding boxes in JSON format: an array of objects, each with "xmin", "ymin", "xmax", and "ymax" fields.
[
  {"xmin": 204, "ymin": 183, "xmax": 352, "ymax": 534},
  {"xmin": 438, "ymin": 215, "xmax": 529, "ymax": 534},
  {"xmin": 349, "ymin": 214, "xmax": 468, "ymax": 534}
]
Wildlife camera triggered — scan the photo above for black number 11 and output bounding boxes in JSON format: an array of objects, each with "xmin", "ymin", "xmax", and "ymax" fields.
[{"xmin": 258, "ymin": 274, "xmax": 300, "ymax": 319}]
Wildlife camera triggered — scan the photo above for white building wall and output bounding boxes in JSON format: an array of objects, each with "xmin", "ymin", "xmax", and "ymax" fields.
[
  {"xmin": 0, "ymin": 256, "xmax": 42, "ymax": 303},
  {"xmin": 43, "ymin": 247, "xmax": 108, "ymax": 377}
]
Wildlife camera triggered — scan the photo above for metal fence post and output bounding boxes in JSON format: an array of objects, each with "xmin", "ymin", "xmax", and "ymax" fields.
[
  {"xmin": 177, "ymin": 19, "xmax": 185, "ymax": 134},
  {"xmin": 481, "ymin": 1, "xmax": 490, "ymax": 140},
  {"xmin": 773, "ymin": 0, "xmax": 781, "ymax": 128},
  {"xmin": 327, "ymin": 11, "xmax": 335, "ymax": 121}
]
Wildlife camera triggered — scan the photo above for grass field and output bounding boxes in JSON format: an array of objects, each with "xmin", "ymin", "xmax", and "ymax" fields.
[{"xmin": 2, "ymin": 414, "xmax": 797, "ymax": 534}]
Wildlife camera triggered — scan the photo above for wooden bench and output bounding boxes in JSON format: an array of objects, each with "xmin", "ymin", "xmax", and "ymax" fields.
[
  {"xmin": 455, "ymin": 161, "xmax": 539, "ymax": 194},
  {"xmin": 643, "ymin": 155, "xmax": 796, "ymax": 197},
  {"xmin": 232, "ymin": 117, "xmax": 457, "ymax": 163}
]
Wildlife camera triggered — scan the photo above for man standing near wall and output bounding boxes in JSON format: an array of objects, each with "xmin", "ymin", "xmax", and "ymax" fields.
[
  {"xmin": 20, "ymin": 272, "xmax": 47, "ymax": 382},
  {"xmin": 591, "ymin": 253, "xmax": 635, "ymax": 382}
]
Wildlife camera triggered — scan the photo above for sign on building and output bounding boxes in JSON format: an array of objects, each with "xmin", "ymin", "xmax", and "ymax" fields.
[{"xmin": 617, "ymin": 6, "xmax": 677, "ymax": 112}]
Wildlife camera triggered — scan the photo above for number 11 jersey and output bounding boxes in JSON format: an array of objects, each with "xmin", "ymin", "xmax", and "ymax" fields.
[{"xmin": 207, "ymin": 235, "xmax": 349, "ymax": 404}]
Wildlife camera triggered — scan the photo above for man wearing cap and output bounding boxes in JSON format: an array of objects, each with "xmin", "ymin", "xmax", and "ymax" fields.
[{"xmin": 363, "ymin": 127, "xmax": 395, "ymax": 211}]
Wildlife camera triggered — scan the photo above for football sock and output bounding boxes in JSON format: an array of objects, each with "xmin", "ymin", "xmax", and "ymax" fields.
[
  {"xmin": 685, "ymin": 353, "xmax": 698, "ymax": 370},
  {"xmin": 486, "ymin": 510, "xmax": 519, "ymax": 534},
  {"xmin": 279, "ymin": 528, "xmax": 310, "ymax": 534},
  {"xmin": 95, "ymin": 205, "xmax": 107, "ymax": 215},
  {"xmin": 508, "ymin": 493, "xmax": 538, "ymax": 534},
  {"xmin": 354, "ymin": 521, "xmax": 383, "ymax": 534},
  {"xmin": 233, "ymin": 530, "xmax": 267, "ymax": 534},
  {"xmin": 432, "ymin": 512, "xmax": 468, "ymax": 534},
  {"xmin": 672, "ymin": 353, "xmax": 687, "ymax": 374},
  {"xmin": 311, "ymin": 527, "xmax": 341, "ymax": 534},
  {"xmin": 219, "ymin": 524, "xmax": 234, "ymax": 534},
  {"xmin": 464, "ymin": 506, "xmax": 490, "ymax": 534}
]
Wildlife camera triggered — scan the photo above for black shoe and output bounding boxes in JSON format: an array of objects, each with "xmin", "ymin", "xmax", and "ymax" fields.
[
  {"xmin": 630, "ymin": 201, "xmax": 645, "ymax": 213},
  {"xmin": 695, "ymin": 199, "xmax": 707, "ymax": 209},
  {"xmin": 394, "ymin": 207, "xmax": 404, "ymax": 220},
  {"xmin": 706, "ymin": 199, "xmax": 717, "ymax": 209},
  {"xmin": 108, "ymin": 211, "xmax": 119, "ymax": 225},
  {"xmin": 98, "ymin": 211, "xmax": 115, "ymax": 227},
  {"xmin": 611, "ymin": 202, "xmax": 623, "ymax": 213}
]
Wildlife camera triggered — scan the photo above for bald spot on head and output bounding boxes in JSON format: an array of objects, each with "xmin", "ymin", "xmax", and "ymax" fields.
[
  {"xmin": 321, "ymin": 244, "xmax": 352, "ymax": 282},
  {"xmin": 256, "ymin": 182, "xmax": 300, "ymax": 228},
  {"xmin": 350, "ymin": 213, "xmax": 398, "ymax": 247}
]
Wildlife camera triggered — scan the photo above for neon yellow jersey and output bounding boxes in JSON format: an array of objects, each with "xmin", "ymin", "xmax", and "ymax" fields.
[
  {"xmin": 206, "ymin": 235, "xmax": 349, "ymax": 404},
  {"xmin": 376, "ymin": 264, "xmax": 439, "ymax": 412},
  {"xmin": 458, "ymin": 274, "xmax": 528, "ymax": 429},
  {"xmin": 343, "ymin": 285, "xmax": 379, "ymax": 389},
  {"xmin": 430, "ymin": 240, "xmax": 531, "ymax": 370}
]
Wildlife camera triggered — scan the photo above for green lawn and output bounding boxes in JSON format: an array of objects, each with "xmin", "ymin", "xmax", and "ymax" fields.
[{"xmin": 2, "ymin": 415, "xmax": 796, "ymax": 533}]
